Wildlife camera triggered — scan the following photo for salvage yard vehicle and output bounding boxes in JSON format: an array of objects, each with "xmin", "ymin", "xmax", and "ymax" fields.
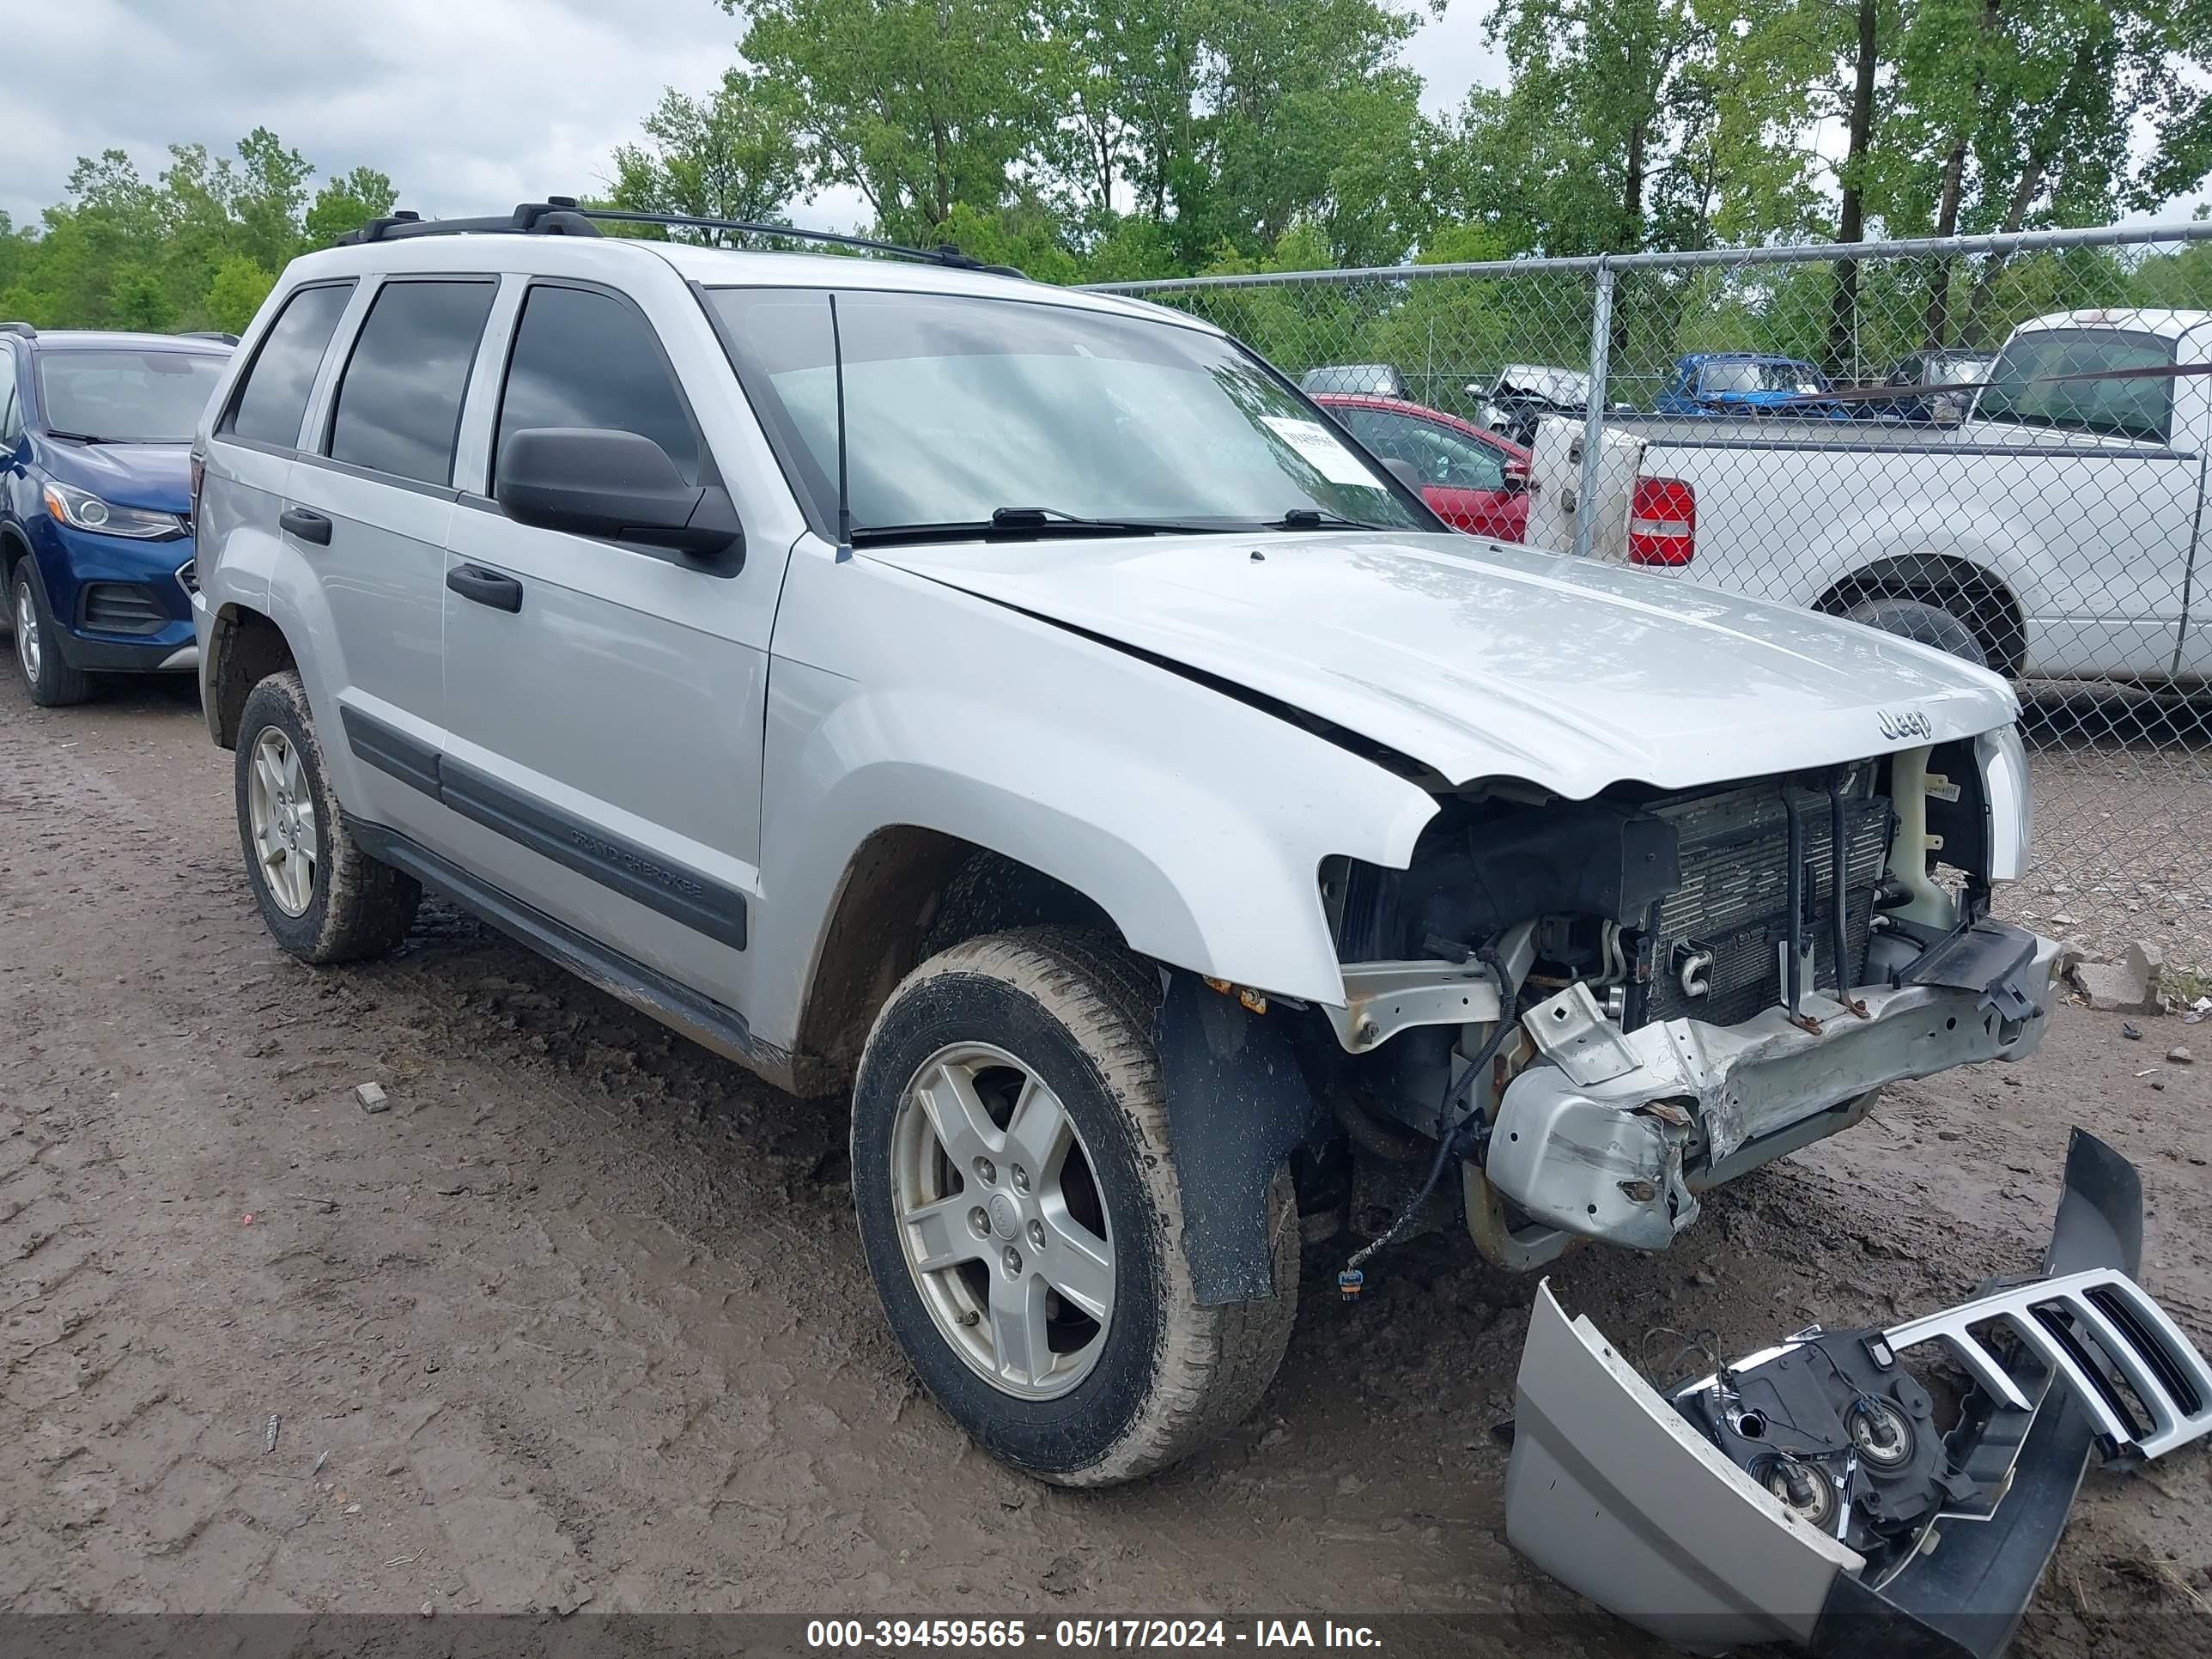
[
  {"xmin": 1601, "ymin": 309, "xmax": 2212, "ymax": 683},
  {"xmin": 188, "ymin": 202, "xmax": 2209, "ymax": 1644},
  {"xmin": 1310, "ymin": 390, "xmax": 1531, "ymax": 539},
  {"xmin": 0, "ymin": 325, "xmax": 231, "ymax": 705}
]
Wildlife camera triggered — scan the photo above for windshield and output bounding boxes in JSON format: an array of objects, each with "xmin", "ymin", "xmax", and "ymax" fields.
[
  {"xmin": 704, "ymin": 288, "xmax": 1426, "ymax": 538},
  {"xmin": 1701, "ymin": 360, "xmax": 1826, "ymax": 394},
  {"xmin": 1496, "ymin": 366, "xmax": 1589, "ymax": 404},
  {"xmin": 1930, "ymin": 355, "xmax": 1994, "ymax": 386},
  {"xmin": 1975, "ymin": 327, "xmax": 2174, "ymax": 444},
  {"xmin": 36, "ymin": 349, "xmax": 227, "ymax": 442}
]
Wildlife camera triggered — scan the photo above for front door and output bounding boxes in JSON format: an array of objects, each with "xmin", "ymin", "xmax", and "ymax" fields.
[{"xmin": 436, "ymin": 277, "xmax": 773, "ymax": 1004}]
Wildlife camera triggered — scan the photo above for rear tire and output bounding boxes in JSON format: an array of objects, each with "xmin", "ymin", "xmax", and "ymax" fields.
[
  {"xmin": 234, "ymin": 670, "xmax": 420, "ymax": 963},
  {"xmin": 11, "ymin": 560, "xmax": 94, "ymax": 707},
  {"xmin": 852, "ymin": 928, "xmax": 1298, "ymax": 1486},
  {"xmin": 1842, "ymin": 595, "xmax": 1988, "ymax": 669}
]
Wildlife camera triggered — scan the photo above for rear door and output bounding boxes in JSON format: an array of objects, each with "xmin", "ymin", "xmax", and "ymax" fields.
[
  {"xmin": 200, "ymin": 277, "xmax": 356, "ymax": 618},
  {"xmin": 436, "ymin": 276, "xmax": 771, "ymax": 1001},
  {"xmin": 284, "ymin": 275, "xmax": 498, "ymax": 838}
]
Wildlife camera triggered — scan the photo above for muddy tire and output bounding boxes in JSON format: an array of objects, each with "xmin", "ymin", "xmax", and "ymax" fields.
[
  {"xmin": 1843, "ymin": 596, "xmax": 1988, "ymax": 669},
  {"xmin": 852, "ymin": 927, "xmax": 1298, "ymax": 1486},
  {"xmin": 234, "ymin": 671, "xmax": 420, "ymax": 963}
]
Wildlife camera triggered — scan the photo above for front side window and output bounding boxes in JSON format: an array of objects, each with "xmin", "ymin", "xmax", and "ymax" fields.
[
  {"xmin": 227, "ymin": 283, "xmax": 353, "ymax": 448},
  {"xmin": 1976, "ymin": 327, "xmax": 2174, "ymax": 444},
  {"xmin": 707, "ymin": 288, "xmax": 1425, "ymax": 538},
  {"xmin": 34, "ymin": 349, "xmax": 227, "ymax": 444},
  {"xmin": 326, "ymin": 279, "xmax": 495, "ymax": 486},
  {"xmin": 495, "ymin": 284, "xmax": 700, "ymax": 488},
  {"xmin": 1339, "ymin": 408, "xmax": 1506, "ymax": 492}
]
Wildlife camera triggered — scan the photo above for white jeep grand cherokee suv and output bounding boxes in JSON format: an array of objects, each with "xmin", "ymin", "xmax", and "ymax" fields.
[{"xmin": 190, "ymin": 200, "xmax": 2058, "ymax": 1492}]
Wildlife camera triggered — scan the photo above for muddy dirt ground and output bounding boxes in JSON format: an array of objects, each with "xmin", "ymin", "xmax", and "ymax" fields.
[{"xmin": 3, "ymin": 672, "xmax": 2209, "ymax": 1656}]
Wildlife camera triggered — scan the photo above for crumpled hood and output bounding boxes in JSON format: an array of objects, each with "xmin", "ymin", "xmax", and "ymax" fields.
[
  {"xmin": 37, "ymin": 440, "xmax": 192, "ymax": 514},
  {"xmin": 866, "ymin": 531, "xmax": 2021, "ymax": 799}
]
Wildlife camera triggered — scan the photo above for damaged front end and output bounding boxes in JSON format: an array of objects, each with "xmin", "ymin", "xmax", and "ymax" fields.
[
  {"xmin": 1316, "ymin": 731, "xmax": 2056, "ymax": 1271},
  {"xmin": 1504, "ymin": 1129, "xmax": 2212, "ymax": 1656}
]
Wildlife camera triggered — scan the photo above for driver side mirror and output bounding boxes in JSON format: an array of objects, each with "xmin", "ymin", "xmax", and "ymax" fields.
[
  {"xmin": 1502, "ymin": 460, "xmax": 1531, "ymax": 494},
  {"xmin": 496, "ymin": 427, "xmax": 743, "ymax": 564}
]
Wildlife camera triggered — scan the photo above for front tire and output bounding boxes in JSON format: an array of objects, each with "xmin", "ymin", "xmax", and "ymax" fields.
[
  {"xmin": 852, "ymin": 929, "xmax": 1298, "ymax": 1486},
  {"xmin": 11, "ymin": 560, "xmax": 94, "ymax": 707},
  {"xmin": 234, "ymin": 670, "xmax": 420, "ymax": 963}
]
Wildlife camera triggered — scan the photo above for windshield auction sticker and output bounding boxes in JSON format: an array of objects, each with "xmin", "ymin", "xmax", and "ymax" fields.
[{"xmin": 1259, "ymin": 416, "xmax": 1381, "ymax": 487}]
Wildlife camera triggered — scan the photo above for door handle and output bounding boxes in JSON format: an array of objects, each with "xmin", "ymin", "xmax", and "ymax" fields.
[
  {"xmin": 279, "ymin": 506, "xmax": 332, "ymax": 545},
  {"xmin": 446, "ymin": 563, "xmax": 524, "ymax": 613}
]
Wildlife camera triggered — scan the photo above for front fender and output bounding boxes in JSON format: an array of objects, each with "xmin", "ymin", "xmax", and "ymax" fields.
[{"xmin": 750, "ymin": 548, "xmax": 1441, "ymax": 1048}]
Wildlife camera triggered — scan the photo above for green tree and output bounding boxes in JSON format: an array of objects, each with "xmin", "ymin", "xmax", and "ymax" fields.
[
  {"xmin": 305, "ymin": 167, "xmax": 398, "ymax": 247},
  {"xmin": 204, "ymin": 255, "xmax": 277, "ymax": 333},
  {"xmin": 606, "ymin": 70, "xmax": 804, "ymax": 236},
  {"xmin": 723, "ymin": 0, "xmax": 1062, "ymax": 240}
]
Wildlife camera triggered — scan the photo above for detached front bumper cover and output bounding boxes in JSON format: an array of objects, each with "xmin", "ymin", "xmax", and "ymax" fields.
[{"xmin": 1504, "ymin": 1129, "xmax": 2212, "ymax": 1657}]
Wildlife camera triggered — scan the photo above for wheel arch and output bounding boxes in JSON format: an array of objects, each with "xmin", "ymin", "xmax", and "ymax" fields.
[
  {"xmin": 1814, "ymin": 553, "xmax": 2027, "ymax": 677},
  {"xmin": 204, "ymin": 601, "xmax": 298, "ymax": 749},
  {"xmin": 792, "ymin": 826, "xmax": 1125, "ymax": 1092}
]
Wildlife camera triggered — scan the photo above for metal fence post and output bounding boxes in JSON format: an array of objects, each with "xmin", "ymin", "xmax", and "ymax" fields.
[{"xmin": 1573, "ymin": 257, "xmax": 1615, "ymax": 563}]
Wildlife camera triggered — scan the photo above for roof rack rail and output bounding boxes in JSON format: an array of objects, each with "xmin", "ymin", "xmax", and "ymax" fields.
[
  {"xmin": 0, "ymin": 321, "xmax": 34, "ymax": 338},
  {"xmin": 336, "ymin": 198, "xmax": 1025, "ymax": 277},
  {"xmin": 179, "ymin": 331, "xmax": 239, "ymax": 345}
]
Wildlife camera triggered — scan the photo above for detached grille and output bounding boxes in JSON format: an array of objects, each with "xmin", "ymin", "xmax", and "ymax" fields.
[
  {"xmin": 1641, "ymin": 778, "xmax": 1892, "ymax": 1028},
  {"xmin": 80, "ymin": 582, "xmax": 167, "ymax": 635}
]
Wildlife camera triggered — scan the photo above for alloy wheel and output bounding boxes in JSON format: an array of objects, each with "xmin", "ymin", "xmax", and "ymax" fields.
[
  {"xmin": 13, "ymin": 580, "xmax": 38, "ymax": 684},
  {"xmin": 247, "ymin": 726, "xmax": 318, "ymax": 916},
  {"xmin": 891, "ymin": 1042, "xmax": 1115, "ymax": 1399}
]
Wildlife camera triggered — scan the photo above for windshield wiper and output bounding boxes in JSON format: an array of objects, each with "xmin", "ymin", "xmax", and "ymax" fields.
[
  {"xmin": 1271, "ymin": 507, "xmax": 1385, "ymax": 531},
  {"xmin": 43, "ymin": 428, "xmax": 112, "ymax": 444},
  {"xmin": 848, "ymin": 507, "xmax": 1235, "ymax": 546}
]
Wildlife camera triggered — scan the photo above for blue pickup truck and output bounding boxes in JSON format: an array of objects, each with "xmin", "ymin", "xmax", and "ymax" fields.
[
  {"xmin": 0, "ymin": 325, "xmax": 232, "ymax": 705},
  {"xmin": 1655, "ymin": 351, "xmax": 1848, "ymax": 417}
]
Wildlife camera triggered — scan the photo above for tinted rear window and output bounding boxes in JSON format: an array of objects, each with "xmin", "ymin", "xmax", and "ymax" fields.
[
  {"xmin": 1977, "ymin": 327, "xmax": 2176, "ymax": 444},
  {"xmin": 327, "ymin": 280, "xmax": 496, "ymax": 486},
  {"xmin": 228, "ymin": 283, "xmax": 352, "ymax": 447}
]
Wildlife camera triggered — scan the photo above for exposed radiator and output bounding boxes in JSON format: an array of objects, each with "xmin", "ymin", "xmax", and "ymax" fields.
[{"xmin": 1640, "ymin": 779, "xmax": 1892, "ymax": 1029}]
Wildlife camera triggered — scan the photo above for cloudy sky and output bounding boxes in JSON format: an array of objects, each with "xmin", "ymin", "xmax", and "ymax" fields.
[
  {"xmin": 7, "ymin": 0, "xmax": 2202, "ymax": 238},
  {"xmin": 3, "ymin": 0, "xmax": 1504, "ymax": 233}
]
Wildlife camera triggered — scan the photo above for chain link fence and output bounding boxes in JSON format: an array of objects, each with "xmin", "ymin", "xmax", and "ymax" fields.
[{"xmin": 1088, "ymin": 224, "xmax": 2212, "ymax": 972}]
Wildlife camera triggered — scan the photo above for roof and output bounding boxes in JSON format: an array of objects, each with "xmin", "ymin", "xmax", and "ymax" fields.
[
  {"xmin": 2010, "ymin": 308, "xmax": 2212, "ymax": 340},
  {"xmin": 1680, "ymin": 350, "xmax": 1817, "ymax": 365},
  {"xmin": 282, "ymin": 231, "xmax": 1203, "ymax": 333},
  {"xmin": 1310, "ymin": 392, "xmax": 1531, "ymax": 459},
  {"xmin": 23, "ymin": 331, "xmax": 234, "ymax": 354}
]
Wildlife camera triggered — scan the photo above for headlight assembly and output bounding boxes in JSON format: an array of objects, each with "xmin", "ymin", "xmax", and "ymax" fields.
[{"xmin": 42, "ymin": 481, "xmax": 185, "ymax": 540}]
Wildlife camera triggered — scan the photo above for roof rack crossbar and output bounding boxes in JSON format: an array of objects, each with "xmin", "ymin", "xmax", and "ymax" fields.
[
  {"xmin": 336, "ymin": 203, "xmax": 599, "ymax": 246},
  {"xmin": 334, "ymin": 199, "xmax": 1024, "ymax": 277}
]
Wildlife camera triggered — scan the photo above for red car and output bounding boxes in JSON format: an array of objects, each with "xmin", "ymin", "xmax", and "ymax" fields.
[{"xmin": 1312, "ymin": 392, "xmax": 1531, "ymax": 541}]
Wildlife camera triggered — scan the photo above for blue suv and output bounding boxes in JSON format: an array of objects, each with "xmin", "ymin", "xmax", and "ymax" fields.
[{"xmin": 1, "ymin": 325, "xmax": 233, "ymax": 705}]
